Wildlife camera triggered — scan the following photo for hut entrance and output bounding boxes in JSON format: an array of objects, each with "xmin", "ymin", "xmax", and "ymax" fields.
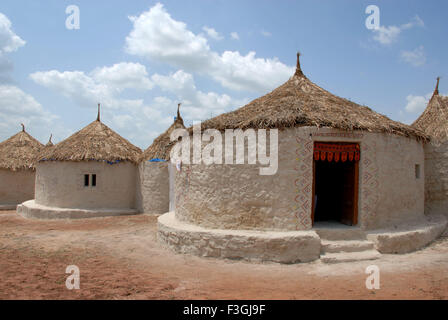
[{"xmin": 312, "ymin": 142, "xmax": 360, "ymax": 226}]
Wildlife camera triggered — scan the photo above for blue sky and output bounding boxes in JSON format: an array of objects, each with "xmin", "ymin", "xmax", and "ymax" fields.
[{"xmin": 0, "ymin": 0, "xmax": 447, "ymax": 148}]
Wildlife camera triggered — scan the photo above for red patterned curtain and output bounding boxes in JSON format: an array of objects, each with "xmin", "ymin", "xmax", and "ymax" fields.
[{"xmin": 314, "ymin": 143, "xmax": 360, "ymax": 162}]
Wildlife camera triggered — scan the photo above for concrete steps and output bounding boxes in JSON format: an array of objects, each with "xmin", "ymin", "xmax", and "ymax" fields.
[
  {"xmin": 321, "ymin": 240, "xmax": 375, "ymax": 253},
  {"xmin": 320, "ymin": 250, "xmax": 382, "ymax": 264},
  {"xmin": 315, "ymin": 222, "xmax": 381, "ymax": 263}
]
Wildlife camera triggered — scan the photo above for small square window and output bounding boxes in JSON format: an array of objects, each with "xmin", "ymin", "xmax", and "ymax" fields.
[
  {"xmin": 415, "ymin": 164, "xmax": 420, "ymax": 179},
  {"xmin": 84, "ymin": 174, "xmax": 89, "ymax": 186},
  {"xmin": 92, "ymin": 174, "xmax": 96, "ymax": 187}
]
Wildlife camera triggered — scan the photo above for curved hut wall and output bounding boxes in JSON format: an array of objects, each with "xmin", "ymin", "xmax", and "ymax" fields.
[
  {"xmin": 0, "ymin": 128, "xmax": 43, "ymax": 208},
  {"xmin": 137, "ymin": 110, "xmax": 185, "ymax": 214},
  {"xmin": 35, "ymin": 160, "xmax": 137, "ymax": 210},
  {"xmin": 174, "ymin": 126, "xmax": 425, "ymax": 231},
  {"xmin": 412, "ymin": 80, "xmax": 448, "ymax": 219}
]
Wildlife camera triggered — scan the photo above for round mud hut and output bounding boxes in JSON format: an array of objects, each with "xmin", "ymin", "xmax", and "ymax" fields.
[
  {"xmin": 412, "ymin": 78, "xmax": 448, "ymax": 219},
  {"xmin": 0, "ymin": 124, "xmax": 43, "ymax": 209},
  {"xmin": 17, "ymin": 107, "xmax": 142, "ymax": 219},
  {"xmin": 158, "ymin": 53, "xmax": 446, "ymax": 264},
  {"xmin": 137, "ymin": 104, "xmax": 185, "ymax": 214}
]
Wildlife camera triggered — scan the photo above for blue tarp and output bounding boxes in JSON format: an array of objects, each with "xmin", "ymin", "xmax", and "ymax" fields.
[{"xmin": 149, "ymin": 158, "xmax": 166, "ymax": 162}]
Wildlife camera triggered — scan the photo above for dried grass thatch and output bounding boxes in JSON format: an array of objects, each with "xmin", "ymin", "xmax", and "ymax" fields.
[
  {"xmin": 197, "ymin": 53, "xmax": 428, "ymax": 141},
  {"xmin": 141, "ymin": 104, "xmax": 185, "ymax": 161},
  {"xmin": 38, "ymin": 118, "xmax": 142, "ymax": 164},
  {"xmin": 412, "ymin": 77, "xmax": 448, "ymax": 142},
  {"xmin": 0, "ymin": 124, "xmax": 44, "ymax": 171}
]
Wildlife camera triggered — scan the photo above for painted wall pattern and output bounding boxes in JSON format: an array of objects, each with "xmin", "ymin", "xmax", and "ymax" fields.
[
  {"xmin": 359, "ymin": 139, "xmax": 379, "ymax": 229},
  {"xmin": 294, "ymin": 132, "xmax": 313, "ymax": 230}
]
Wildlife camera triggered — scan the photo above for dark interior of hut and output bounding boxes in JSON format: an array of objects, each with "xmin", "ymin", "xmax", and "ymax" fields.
[{"xmin": 313, "ymin": 158, "xmax": 357, "ymax": 226}]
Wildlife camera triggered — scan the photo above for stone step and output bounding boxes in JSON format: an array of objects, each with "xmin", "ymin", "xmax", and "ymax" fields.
[
  {"xmin": 320, "ymin": 250, "xmax": 381, "ymax": 264},
  {"xmin": 321, "ymin": 240, "xmax": 375, "ymax": 253},
  {"xmin": 314, "ymin": 227, "xmax": 367, "ymax": 241}
]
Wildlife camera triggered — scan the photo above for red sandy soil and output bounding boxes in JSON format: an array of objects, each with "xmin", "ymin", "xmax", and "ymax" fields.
[{"xmin": 0, "ymin": 210, "xmax": 447, "ymax": 300}]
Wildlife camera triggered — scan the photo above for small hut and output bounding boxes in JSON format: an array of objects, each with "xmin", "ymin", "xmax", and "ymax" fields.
[
  {"xmin": 0, "ymin": 124, "xmax": 43, "ymax": 209},
  {"xmin": 17, "ymin": 106, "xmax": 142, "ymax": 219},
  {"xmin": 158, "ymin": 53, "xmax": 444, "ymax": 263},
  {"xmin": 137, "ymin": 104, "xmax": 185, "ymax": 214},
  {"xmin": 412, "ymin": 77, "xmax": 448, "ymax": 218}
]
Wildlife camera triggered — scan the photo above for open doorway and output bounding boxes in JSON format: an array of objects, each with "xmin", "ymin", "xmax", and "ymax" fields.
[{"xmin": 312, "ymin": 142, "xmax": 359, "ymax": 226}]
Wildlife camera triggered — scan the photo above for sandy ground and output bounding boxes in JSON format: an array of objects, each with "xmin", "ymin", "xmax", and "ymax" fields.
[{"xmin": 0, "ymin": 209, "xmax": 447, "ymax": 300}]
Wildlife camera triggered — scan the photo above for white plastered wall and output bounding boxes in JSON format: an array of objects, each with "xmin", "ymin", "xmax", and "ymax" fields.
[
  {"xmin": 136, "ymin": 161, "xmax": 169, "ymax": 214},
  {"xmin": 423, "ymin": 141, "xmax": 448, "ymax": 218},
  {"xmin": 174, "ymin": 127, "xmax": 425, "ymax": 231},
  {"xmin": 0, "ymin": 169, "xmax": 35, "ymax": 206},
  {"xmin": 35, "ymin": 161, "xmax": 137, "ymax": 209}
]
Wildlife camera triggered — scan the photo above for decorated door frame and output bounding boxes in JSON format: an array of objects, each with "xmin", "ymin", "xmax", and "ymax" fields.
[{"xmin": 311, "ymin": 141, "xmax": 360, "ymax": 226}]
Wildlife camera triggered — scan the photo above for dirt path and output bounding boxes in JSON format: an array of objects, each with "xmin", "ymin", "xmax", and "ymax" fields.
[{"xmin": 1, "ymin": 210, "xmax": 447, "ymax": 299}]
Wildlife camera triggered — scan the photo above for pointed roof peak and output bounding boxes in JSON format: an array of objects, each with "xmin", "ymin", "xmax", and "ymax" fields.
[
  {"xmin": 141, "ymin": 103, "xmax": 186, "ymax": 162},
  {"xmin": 433, "ymin": 77, "xmax": 440, "ymax": 96},
  {"xmin": 21, "ymin": 123, "xmax": 25, "ymax": 132},
  {"xmin": 46, "ymin": 134, "xmax": 53, "ymax": 146},
  {"xmin": 294, "ymin": 51, "xmax": 304, "ymax": 77},
  {"xmin": 96, "ymin": 103, "xmax": 101, "ymax": 121},
  {"xmin": 175, "ymin": 102, "xmax": 184, "ymax": 125}
]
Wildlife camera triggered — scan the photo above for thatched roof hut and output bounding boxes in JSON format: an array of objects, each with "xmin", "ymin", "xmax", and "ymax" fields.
[
  {"xmin": 199, "ymin": 53, "xmax": 427, "ymax": 141},
  {"xmin": 0, "ymin": 124, "xmax": 43, "ymax": 171},
  {"xmin": 141, "ymin": 103, "xmax": 185, "ymax": 161},
  {"xmin": 412, "ymin": 77, "xmax": 448, "ymax": 142},
  {"xmin": 412, "ymin": 78, "xmax": 448, "ymax": 218},
  {"xmin": 39, "ymin": 109, "xmax": 142, "ymax": 164},
  {"xmin": 0, "ymin": 124, "xmax": 43, "ymax": 209},
  {"xmin": 137, "ymin": 104, "xmax": 186, "ymax": 215},
  {"xmin": 19, "ymin": 106, "xmax": 143, "ymax": 218},
  {"xmin": 159, "ymin": 52, "xmax": 428, "ymax": 263}
]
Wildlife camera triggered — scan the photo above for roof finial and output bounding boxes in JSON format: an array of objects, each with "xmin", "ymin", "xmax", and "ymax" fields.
[
  {"xmin": 177, "ymin": 103, "xmax": 181, "ymax": 119},
  {"xmin": 20, "ymin": 123, "xmax": 25, "ymax": 132},
  {"xmin": 434, "ymin": 77, "xmax": 440, "ymax": 96},
  {"xmin": 295, "ymin": 51, "xmax": 303, "ymax": 77},
  {"xmin": 97, "ymin": 103, "xmax": 101, "ymax": 121},
  {"xmin": 48, "ymin": 134, "xmax": 52, "ymax": 144}
]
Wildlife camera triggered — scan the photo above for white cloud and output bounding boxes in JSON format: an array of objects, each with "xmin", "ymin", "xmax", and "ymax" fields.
[
  {"xmin": 29, "ymin": 63, "xmax": 249, "ymax": 147},
  {"xmin": 0, "ymin": 13, "xmax": 25, "ymax": 54},
  {"xmin": 0, "ymin": 12, "xmax": 26, "ymax": 84},
  {"xmin": 91, "ymin": 62, "xmax": 153, "ymax": 91},
  {"xmin": 261, "ymin": 30, "xmax": 272, "ymax": 37},
  {"xmin": 152, "ymin": 69, "xmax": 248, "ymax": 121},
  {"xmin": 404, "ymin": 92, "xmax": 432, "ymax": 113},
  {"xmin": 125, "ymin": 3, "xmax": 211, "ymax": 71},
  {"xmin": 0, "ymin": 85, "xmax": 68, "ymax": 143},
  {"xmin": 230, "ymin": 32, "xmax": 239, "ymax": 40},
  {"xmin": 372, "ymin": 15, "xmax": 424, "ymax": 45},
  {"xmin": 125, "ymin": 3, "xmax": 293, "ymax": 93},
  {"xmin": 400, "ymin": 46, "xmax": 426, "ymax": 67},
  {"xmin": 30, "ymin": 62, "xmax": 153, "ymax": 109},
  {"xmin": 202, "ymin": 26, "xmax": 223, "ymax": 40}
]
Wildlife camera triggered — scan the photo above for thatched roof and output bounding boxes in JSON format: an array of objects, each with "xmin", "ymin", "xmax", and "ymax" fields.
[
  {"xmin": 0, "ymin": 124, "xmax": 44, "ymax": 171},
  {"xmin": 198, "ymin": 53, "xmax": 428, "ymax": 141},
  {"xmin": 39, "ymin": 108, "xmax": 142, "ymax": 164},
  {"xmin": 412, "ymin": 77, "xmax": 448, "ymax": 142},
  {"xmin": 141, "ymin": 103, "xmax": 185, "ymax": 161}
]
